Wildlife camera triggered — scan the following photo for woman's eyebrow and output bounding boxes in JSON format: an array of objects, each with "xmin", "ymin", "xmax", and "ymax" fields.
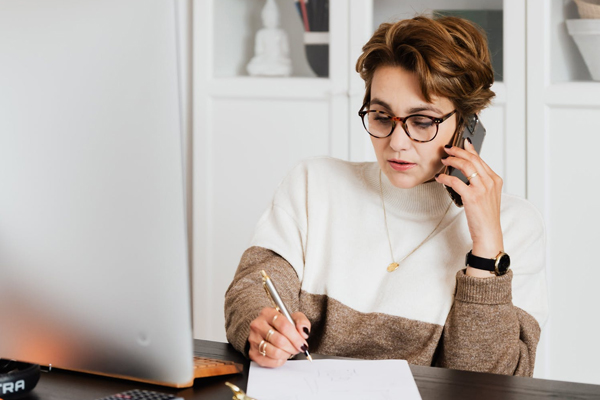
[
  {"xmin": 370, "ymin": 98, "xmax": 443, "ymax": 115},
  {"xmin": 406, "ymin": 105, "xmax": 443, "ymax": 115},
  {"xmin": 369, "ymin": 98, "xmax": 393, "ymax": 111}
]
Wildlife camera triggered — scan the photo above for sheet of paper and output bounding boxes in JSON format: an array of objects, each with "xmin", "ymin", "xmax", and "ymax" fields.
[{"xmin": 247, "ymin": 359, "xmax": 422, "ymax": 400}]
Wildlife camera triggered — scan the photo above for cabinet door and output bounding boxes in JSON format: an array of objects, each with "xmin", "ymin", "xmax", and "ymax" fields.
[
  {"xmin": 192, "ymin": 0, "xmax": 350, "ymax": 341},
  {"xmin": 527, "ymin": 0, "xmax": 600, "ymax": 386}
]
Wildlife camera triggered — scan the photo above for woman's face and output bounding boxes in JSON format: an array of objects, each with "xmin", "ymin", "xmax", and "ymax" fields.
[{"xmin": 369, "ymin": 65, "xmax": 457, "ymax": 189}]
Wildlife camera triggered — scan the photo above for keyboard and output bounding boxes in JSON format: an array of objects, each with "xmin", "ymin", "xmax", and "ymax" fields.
[
  {"xmin": 193, "ymin": 356, "xmax": 243, "ymax": 378},
  {"xmin": 95, "ymin": 389, "xmax": 182, "ymax": 400}
]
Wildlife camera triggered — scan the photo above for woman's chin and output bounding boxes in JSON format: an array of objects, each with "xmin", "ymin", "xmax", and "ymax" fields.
[{"xmin": 384, "ymin": 170, "xmax": 423, "ymax": 189}]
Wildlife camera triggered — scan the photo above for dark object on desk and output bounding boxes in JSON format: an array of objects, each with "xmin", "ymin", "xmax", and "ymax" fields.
[
  {"xmin": 23, "ymin": 340, "xmax": 600, "ymax": 400},
  {"xmin": 433, "ymin": 10, "xmax": 503, "ymax": 81},
  {"xmin": 95, "ymin": 389, "xmax": 183, "ymax": 400},
  {"xmin": 0, "ymin": 360, "xmax": 40, "ymax": 399}
]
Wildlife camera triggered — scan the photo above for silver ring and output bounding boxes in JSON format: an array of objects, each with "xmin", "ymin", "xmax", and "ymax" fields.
[
  {"xmin": 272, "ymin": 314, "xmax": 278, "ymax": 324},
  {"xmin": 259, "ymin": 340, "xmax": 267, "ymax": 356},
  {"xmin": 467, "ymin": 172, "xmax": 479, "ymax": 182},
  {"xmin": 266, "ymin": 329, "xmax": 275, "ymax": 343}
]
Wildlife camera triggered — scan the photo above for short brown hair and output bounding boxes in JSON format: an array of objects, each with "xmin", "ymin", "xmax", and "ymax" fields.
[{"xmin": 356, "ymin": 16, "xmax": 495, "ymax": 132}]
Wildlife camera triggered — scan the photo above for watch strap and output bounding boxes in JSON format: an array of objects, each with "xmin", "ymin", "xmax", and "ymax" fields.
[
  {"xmin": 465, "ymin": 250, "xmax": 495, "ymax": 272},
  {"xmin": 465, "ymin": 250, "xmax": 511, "ymax": 276}
]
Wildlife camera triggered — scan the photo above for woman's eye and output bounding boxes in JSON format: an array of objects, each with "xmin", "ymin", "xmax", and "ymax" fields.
[
  {"xmin": 410, "ymin": 117, "xmax": 433, "ymax": 128},
  {"xmin": 371, "ymin": 114, "xmax": 392, "ymax": 125}
]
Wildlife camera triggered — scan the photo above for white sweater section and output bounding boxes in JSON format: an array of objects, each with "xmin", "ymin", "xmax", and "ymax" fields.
[{"xmin": 250, "ymin": 157, "xmax": 548, "ymax": 328}]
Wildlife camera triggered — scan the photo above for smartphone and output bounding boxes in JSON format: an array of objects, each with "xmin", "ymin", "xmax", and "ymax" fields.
[{"xmin": 444, "ymin": 114, "xmax": 486, "ymax": 207}]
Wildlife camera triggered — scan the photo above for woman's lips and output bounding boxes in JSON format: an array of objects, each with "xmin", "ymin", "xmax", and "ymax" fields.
[{"xmin": 388, "ymin": 160, "xmax": 416, "ymax": 171}]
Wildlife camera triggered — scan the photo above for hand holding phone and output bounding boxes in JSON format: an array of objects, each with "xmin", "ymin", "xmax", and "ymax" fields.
[
  {"xmin": 435, "ymin": 117, "xmax": 505, "ymax": 268},
  {"xmin": 443, "ymin": 114, "xmax": 486, "ymax": 207}
]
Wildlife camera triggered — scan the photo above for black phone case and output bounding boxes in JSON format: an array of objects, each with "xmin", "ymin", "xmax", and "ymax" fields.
[{"xmin": 444, "ymin": 115, "xmax": 486, "ymax": 207}]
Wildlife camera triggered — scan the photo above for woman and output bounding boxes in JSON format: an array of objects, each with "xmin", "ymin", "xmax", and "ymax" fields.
[{"xmin": 224, "ymin": 16, "xmax": 547, "ymax": 377}]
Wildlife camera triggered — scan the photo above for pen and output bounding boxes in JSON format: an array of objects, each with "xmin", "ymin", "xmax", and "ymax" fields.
[{"xmin": 260, "ymin": 270, "xmax": 312, "ymax": 361}]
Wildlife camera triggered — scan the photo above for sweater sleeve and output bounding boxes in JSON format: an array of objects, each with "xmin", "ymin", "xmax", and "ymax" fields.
[
  {"xmin": 224, "ymin": 246, "xmax": 302, "ymax": 356},
  {"xmin": 436, "ymin": 197, "xmax": 548, "ymax": 377},
  {"xmin": 225, "ymin": 161, "xmax": 309, "ymax": 356},
  {"xmin": 436, "ymin": 270, "xmax": 541, "ymax": 376}
]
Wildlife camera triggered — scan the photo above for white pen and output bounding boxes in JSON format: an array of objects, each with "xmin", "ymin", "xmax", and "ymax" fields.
[{"xmin": 260, "ymin": 270, "xmax": 312, "ymax": 361}]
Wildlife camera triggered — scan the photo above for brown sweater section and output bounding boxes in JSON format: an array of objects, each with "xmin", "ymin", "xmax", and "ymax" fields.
[
  {"xmin": 225, "ymin": 246, "xmax": 541, "ymax": 377},
  {"xmin": 299, "ymin": 291, "xmax": 442, "ymax": 365},
  {"xmin": 437, "ymin": 270, "xmax": 541, "ymax": 376}
]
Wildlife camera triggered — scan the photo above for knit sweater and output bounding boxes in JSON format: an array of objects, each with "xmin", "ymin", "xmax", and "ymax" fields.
[{"xmin": 225, "ymin": 156, "xmax": 548, "ymax": 376}]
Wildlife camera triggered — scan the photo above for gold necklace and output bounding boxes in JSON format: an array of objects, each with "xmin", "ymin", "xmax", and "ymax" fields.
[{"xmin": 379, "ymin": 170, "xmax": 452, "ymax": 272}]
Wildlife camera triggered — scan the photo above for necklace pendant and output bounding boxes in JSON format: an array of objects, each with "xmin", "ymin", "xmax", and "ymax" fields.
[{"xmin": 387, "ymin": 262, "xmax": 399, "ymax": 272}]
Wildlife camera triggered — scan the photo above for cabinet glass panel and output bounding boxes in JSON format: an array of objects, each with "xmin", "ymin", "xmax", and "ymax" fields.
[
  {"xmin": 551, "ymin": 0, "xmax": 597, "ymax": 82},
  {"xmin": 213, "ymin": 0, "xmax": 329, "ymax": 78},
  {"xmin": 373, "ymin": 0, "xmax": 504, "ymax": 82}
]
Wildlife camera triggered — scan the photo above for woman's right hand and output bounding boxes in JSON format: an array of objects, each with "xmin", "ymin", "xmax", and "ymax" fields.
[{"xmin": 248, "ymin": 307, "xmax": 311, "ymax": 368}]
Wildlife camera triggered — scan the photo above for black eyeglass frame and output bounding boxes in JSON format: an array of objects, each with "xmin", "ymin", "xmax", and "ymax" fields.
[{"xmin": 358, "ymin": 106, "xmax": 457, "ymax": 143}]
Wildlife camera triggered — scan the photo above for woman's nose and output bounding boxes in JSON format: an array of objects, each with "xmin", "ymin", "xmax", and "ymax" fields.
[{"xmin": 388, "ymin": 124, "xmax": 413, "ymax": 152}]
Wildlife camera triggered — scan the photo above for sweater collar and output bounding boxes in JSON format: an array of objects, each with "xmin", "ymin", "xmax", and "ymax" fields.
[{"xmin": 364, "ymin": 162, "xmax": 452, "ymax": 216}]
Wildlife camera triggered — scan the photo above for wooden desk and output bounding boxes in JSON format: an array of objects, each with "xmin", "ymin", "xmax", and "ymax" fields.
[{"xmin": 20, "ymin": 339, "xmax": 600, "ymax": 400}]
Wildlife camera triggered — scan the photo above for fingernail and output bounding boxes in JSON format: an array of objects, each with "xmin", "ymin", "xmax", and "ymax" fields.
[
  {"xmin": 444, "ymin": 144, "xmax": 452, "ymax": 149},
  {"xmin": 301, "ymin": 344, "xmax": 309, "ymax": 352},
  {"xmin": 466, "ymin": 137, "xmax": 472, "ymax": 144},
  {"xmin": 303, "ymin": 327, "xmax": 310, "ymax": 337}
]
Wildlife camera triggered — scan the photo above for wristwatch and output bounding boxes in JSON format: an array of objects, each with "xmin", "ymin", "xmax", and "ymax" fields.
[{"xmin": 465, "ymin": 250, "xmax": 511, "ymax": 276}]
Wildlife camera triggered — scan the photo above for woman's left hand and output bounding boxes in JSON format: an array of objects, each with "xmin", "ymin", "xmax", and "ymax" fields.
[{"xmin": 435, "ymin": 138, "xmax": 504, "ymax": 277}]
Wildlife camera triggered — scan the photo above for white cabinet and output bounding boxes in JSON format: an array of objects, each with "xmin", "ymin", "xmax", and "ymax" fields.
[
  {"xmin": 527, "ymin": 0, "xmax": 600, "ymax": 386},
  {"xmin": 191, "ymin": 0, "xmax": 600, "ymax": 385}
]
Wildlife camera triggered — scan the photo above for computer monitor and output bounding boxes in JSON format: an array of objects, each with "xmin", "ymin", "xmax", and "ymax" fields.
[{"xmin": 0, "ymin": 0, "xmax": 195, "ymax": 387}]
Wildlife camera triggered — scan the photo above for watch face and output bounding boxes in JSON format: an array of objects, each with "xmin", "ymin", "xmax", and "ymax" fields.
[{"xmin": 496, "ymin": 254, "xmax": 511, "ymax": 275}]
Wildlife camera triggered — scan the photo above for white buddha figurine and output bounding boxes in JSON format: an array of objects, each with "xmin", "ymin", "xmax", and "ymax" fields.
[{"xmin": 247, "ymin": 0, "xmax": 292, "ymax": 77}]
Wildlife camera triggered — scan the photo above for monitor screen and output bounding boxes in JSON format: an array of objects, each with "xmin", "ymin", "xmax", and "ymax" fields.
[{"xmin": 0, "ymin": 0, "xmax": 194, "ymax": 385}]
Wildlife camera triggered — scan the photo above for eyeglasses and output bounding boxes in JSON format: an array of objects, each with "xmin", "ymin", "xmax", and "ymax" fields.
[{"xmin": 358, "ymin": 106, "xmax": 456, "ymax": 143}]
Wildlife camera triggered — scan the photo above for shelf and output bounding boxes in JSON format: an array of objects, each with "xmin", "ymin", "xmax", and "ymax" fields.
[
  {"xmin": 207, "ymin": 77, "xmax": 331, "ymax": 99},
  {"xmin": 550, "ymin": 0, "xmax": 594, "ymax": 83},
  {"xmin": 205, "ymin": 78, "xmax": 507, "ymax": 103},
  {"xmin": 213, "ymin": 0, "xmax": 321, "ymax": 78}
]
